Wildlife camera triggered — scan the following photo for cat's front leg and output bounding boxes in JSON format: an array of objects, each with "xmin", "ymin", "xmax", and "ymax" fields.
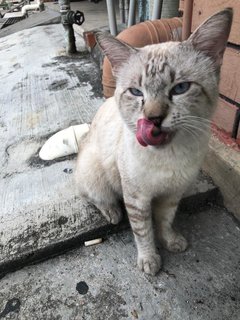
[
  {"xmin": 153, "ymin": 196, "xmax": 188, "ymax": 253},
  {"xmin": 124, "ymin": 193, "xmax": 161, "ymax": 275}
]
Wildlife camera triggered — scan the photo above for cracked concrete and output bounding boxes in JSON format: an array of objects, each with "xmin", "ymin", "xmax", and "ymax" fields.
[{"xmin": 0, "ymin": 206, "xmax": 239, "ymax": 320}]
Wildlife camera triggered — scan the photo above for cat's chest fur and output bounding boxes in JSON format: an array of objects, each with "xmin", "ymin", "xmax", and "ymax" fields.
[
  {"xmin": 118, "ymin": 127, "xmax": 205, "ymax": 197},
  {"xmin": 89, "ymin": 97, "xmax": 208, "ymax": 198}
]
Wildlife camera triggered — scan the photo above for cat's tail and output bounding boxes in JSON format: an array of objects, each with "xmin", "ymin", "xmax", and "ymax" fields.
[{"xmin": 39, "ymin": 124, "xmax": 90, "ymax": 160}]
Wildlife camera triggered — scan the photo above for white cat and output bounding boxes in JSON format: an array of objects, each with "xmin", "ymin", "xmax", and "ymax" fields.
[{"xmin": 76, "ymin": 9, "xmax": 233, "ymax": 275}]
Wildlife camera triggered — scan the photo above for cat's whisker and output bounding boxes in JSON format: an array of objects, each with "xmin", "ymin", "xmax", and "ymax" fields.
[
  {"xmin": 178, "ymin": 121, "xmax": 210, "ymax": 136},
  {"xmin": 181, "ymin": 126, "xmax": 197, "ymax": 141},
  {"xmin": 179, "ymin": 118, "xmax": 212, "ymax": 128},
  {"xmin": 182, "ymin": 120, "xmax": 211, "ymax": 128},
  {"xmin": 180, "ymin": 124, "xmax": 200, "ymax": 142},
  {"xmin": 182, "ymin": 123, "xmax": 211, "ymax": 132},
  {"xmin": 180, "ymin": 115, "xmax": 212, "ymax": 123},
  {"xmin": 184, "ymin": 124, "xmax": 210, "ymax": 136},
  {"xmin": 181, "ymin": 126, "xmax": 200, "ymax": 154}
]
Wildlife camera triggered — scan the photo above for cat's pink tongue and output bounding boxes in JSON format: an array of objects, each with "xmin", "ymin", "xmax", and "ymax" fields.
[{"xmin": 136, "ymin": 118, "xmax": 168, "ymax": 147}]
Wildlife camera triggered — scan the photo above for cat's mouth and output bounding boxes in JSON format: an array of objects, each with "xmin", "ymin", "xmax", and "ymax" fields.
[{"xmin": 136, "ymin": 118, "xmax": 173, "ymax": 147}]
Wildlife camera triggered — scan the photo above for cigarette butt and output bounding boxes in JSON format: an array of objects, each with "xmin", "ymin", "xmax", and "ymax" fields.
[{"xmin": 84, "ymin": 238, "xmax": 103, "ymax": 247}]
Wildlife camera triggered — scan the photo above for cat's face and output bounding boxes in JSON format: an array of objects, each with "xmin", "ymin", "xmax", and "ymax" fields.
[
  {"xmin": 115, "ymin": 41, "xmax": 219, "ymax": 138},
  {"xmin": 96, "ymin": 9, "xmax": 232, "ymax": 146}
]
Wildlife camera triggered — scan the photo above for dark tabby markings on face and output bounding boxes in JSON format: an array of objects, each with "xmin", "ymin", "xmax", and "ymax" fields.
[
  {"xmin": 145, "ymin": 58, "xmax": 176, "ymax": 93},
  {"xmin": 170, "ymin": 69, "xmax": 176, "ymax": 83},
  {"xmin": 138, "ymin": 74, "xmax": 142, "ymax": 87},
  {"xmin": 159, "ymin": 62, "xmax": 168, "ymax": 74}
]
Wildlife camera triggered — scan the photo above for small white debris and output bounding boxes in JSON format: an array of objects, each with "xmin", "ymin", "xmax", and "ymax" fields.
[{"xmin": 84, "ymin": 238, "xmax": 103, "ymax": 247}]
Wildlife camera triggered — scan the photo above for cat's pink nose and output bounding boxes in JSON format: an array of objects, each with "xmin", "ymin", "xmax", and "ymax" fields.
[{"xmin": 143, "ymin": 100, "xmax": 168, "ymax": 121}]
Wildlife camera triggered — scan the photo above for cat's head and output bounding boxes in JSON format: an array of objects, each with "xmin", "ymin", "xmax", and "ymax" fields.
[{"xmin": 96, "ymin": 9, "xmax": 232, "ymax": 147}]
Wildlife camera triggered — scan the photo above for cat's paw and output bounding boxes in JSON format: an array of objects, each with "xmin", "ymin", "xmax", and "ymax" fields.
[
  {"xmin": 137, "ymin": 253, "xmax": 162, "ymax": 275},
  {"xmin": 162, "ymin": 232, "xmax": 188, "ymax": 253},
  {"xmin": 101, "ymin": 207, "xmax": 123, "ymax": 225}
]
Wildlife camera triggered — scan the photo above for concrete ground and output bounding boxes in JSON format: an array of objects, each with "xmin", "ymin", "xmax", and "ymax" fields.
[{"xmin": 0, "ymin": 206, "xmax": 239, "ymax": 319}]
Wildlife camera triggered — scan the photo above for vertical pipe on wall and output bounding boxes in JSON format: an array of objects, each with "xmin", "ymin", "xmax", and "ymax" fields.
[
  {"xmin": 161, "ymin": 0, "xmax": 179, "ymax": 18},
  {"xmin": 139, "ymin": 0, "xmax": 149, "ymax": 22},
  {"xmin": 182, "ymin": 0, "xmax": 193, "ymax": 40},
  {"xmin": 106, "ymin": 0, "xmax": 118, "ymax": 36},
  {"xmin": 124, "ymin": 0, "xmax": 129, "ymax": 24},
  {"xmin": 151, "ymin": 0, "xmax": 163, "ymax": 20},
  {"xmin": 232, "ymin": 109, "xmax": 240, "ymax": 139},
  {"xmin": 119, "ymin": 0, "xmax": 125, "ymax": 23},
  {"xmin": 128, "ymin": 0, "xmax": 136, "ymax": 27},
  {"xmin": 59, "ymin": 0, "xmax": 76, "ymax": 54}
]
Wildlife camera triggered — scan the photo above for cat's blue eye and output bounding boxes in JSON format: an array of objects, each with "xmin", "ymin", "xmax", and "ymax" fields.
[
  {"xmin": 171, "ymin": 82, "xmax": 191, "ymax": 95},
  {"xmin": 129, "ymin": 88, "xmax": 143, "ymax": 97}
]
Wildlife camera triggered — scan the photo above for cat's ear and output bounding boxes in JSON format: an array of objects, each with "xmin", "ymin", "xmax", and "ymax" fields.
[
  {"xmin": 95, "ymin": 32, "xmax": 137, "ymax": 74},
  {"xmin": 187, "ymin": 8, "xmax": 233, "ymax": 65}
]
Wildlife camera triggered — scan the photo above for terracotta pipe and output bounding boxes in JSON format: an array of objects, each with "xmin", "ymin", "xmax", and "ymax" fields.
[
  {"xmin": 182, "ymin": 0, "xmax": 193, "ymax": 40},
  {"xmin": 102, "ymin": 17, "xmax": 182, "ymax": 98}
]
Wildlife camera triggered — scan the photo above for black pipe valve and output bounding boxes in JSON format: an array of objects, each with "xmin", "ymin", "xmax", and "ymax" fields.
[{"xmin": 66, "ymin": 10, "xmax": 85, "ymax": 25}]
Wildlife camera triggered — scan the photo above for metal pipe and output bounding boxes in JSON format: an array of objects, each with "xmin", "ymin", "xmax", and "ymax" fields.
[
  {"xmin": 22, "ymin": 0, "xmax": 44, "ymax": 16},
  {"xmin": 182, "ymin": 0, "xmax": 193, "ymax": 40},
  {"xmin": 128, "ymin": 0, "xmax": 136, "ymax": 27},
  {"xmin": 124, "ymin": 0, "xmax": 129, "ymax": 24},
  {"xmin": 161, "ymin": 0, "xmax": 179, "ymax": 18},
  {"xmin": 58, "ymin": 0, "xmax": 76, "ymax": 54},
  {"xmin": 119, "ymin": 0, "xmax": 125, "ymax": 23},
  {"xmin": 139, "ymin": 0, "xmax": 150, "ymax": 22},
  {"xmin": 106, "ymin": 0, "xmax": 118, "ymax": 36},
  {"xmin": 151, "ymin": 0, "xmax": 163, "ymax": 20}
]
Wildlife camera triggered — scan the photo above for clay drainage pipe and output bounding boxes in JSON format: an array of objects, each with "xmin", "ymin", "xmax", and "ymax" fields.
[{"xmin": 102, "ymin": 17, "xmax": 182, "ymax": 98}]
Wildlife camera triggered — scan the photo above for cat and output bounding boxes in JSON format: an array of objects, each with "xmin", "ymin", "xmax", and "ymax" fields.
[{"xmin": 75, "ymin": 9, "xmax": 232, "ymax": 275}]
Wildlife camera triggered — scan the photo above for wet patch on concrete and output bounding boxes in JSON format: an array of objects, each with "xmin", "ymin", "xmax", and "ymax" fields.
[
  {"xmin": 48, "ymin": 79, "xmax": 69, "ymax": 91},
  {"xmin": 13, "ymin": 63, "xmax": 22, "ymax": 70},
  {"xmin": 54, "ymin": 52, "xmax": 89, "ymax": 62},
  {"xmin": 71, "ymin": 65, "xmax": 103, "ymax": 99},
  {"xmin": 54, "ymin": 55, "xmax": 103, "ymax": 99},
  {"xmin": 41, "ymin": 54, "xmax": 103, "ymax": 98},
  {"xmin": 0, "ymin": 43, "xmax": 15, "ymax": 51},
  {"xmin": 76, "ymin": 281, "xmax": 89, "ymax": 295},
  {"xmin": 2, "ymin": 139, "xmax": 43, "ymax": 177},
  {"xmin": 42, "ymin": 62, "xmax": 58, "ymax": 68},
  {"xmin": 67, "ymin": 83, "xmax": 81, "ymax": 90},
  {"xmin": 0, "ymin": 298, "xmax": 21, "ymax": 318},
  {"xmin": 11, "ymin": 79, "xmax": 27, "ymax": 91},
  {"xmin": 63, "ymin": 168, "xmax": 73, "ymax": 174},
  {"xmin": 28, "ymin": 150, "xmax": 76, "ymax": 169},
  {"xmin": 2, "ymin": 131, "xmax": 79, "ymax": 178},
  {"xmin": 0, "ymin": 121, "xmax": 6, "ymax": 128}
]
